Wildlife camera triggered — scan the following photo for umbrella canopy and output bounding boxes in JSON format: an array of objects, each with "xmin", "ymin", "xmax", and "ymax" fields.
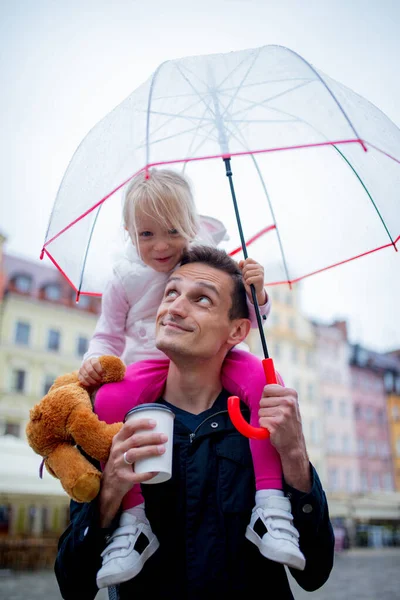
[{"xmin": 42, "ymin": 44, "xmax": 400, "ymax": 295}]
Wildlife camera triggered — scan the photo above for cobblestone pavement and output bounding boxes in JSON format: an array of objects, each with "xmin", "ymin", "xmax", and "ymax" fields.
[{"xmin": 1, "ymin": 548, "xmax": 399, "ymax": 600}]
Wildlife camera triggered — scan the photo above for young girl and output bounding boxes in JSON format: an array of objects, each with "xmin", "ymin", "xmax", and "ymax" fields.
[{"xmin": 79, "ymin": 168, "xmax": 305, "ymax": 589}]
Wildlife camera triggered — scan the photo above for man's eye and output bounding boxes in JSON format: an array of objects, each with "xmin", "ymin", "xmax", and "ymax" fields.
[
  {"xmin": 165, "ymin": 289, "xmax": 178, "ymax": 298},
  {"xmin": 197, "ymin": 296, "xmax": 211, "ymax": 305},
  {"xmin": 139, "ymin": 231, "xmax": 153, "ymax": 237},
  {"xmin": 168, "ymin": 228, "xmax": 179, "ymax": 235}
]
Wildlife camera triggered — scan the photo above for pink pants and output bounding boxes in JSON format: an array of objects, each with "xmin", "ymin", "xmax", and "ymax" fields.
[{"xmin": 94, "ymin": 349, "xmax": 283, "ymax": 511}]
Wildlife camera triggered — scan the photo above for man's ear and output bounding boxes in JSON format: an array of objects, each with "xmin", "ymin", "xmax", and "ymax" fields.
[{"xmin": 227, "ymin": 318, "xmax": 251, "ymax": 347}]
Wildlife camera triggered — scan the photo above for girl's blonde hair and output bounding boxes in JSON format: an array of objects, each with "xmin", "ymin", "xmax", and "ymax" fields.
[{"xmin": 123, "ymin": 168, "xmax": 199, "ymax": 244}]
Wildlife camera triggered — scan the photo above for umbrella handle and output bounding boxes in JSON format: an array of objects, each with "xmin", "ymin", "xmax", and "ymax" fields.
[{"xmin": 227, "ymin": 358, "xmax": 278, "ymax": 440}]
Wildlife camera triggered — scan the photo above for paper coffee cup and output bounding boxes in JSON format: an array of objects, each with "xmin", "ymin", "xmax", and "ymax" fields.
[{"xmin": 124, "ymin": 403, "xmax": 175, "ymax": 484}]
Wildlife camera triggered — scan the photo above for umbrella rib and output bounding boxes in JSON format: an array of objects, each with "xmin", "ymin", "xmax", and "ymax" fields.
[
  {"xmin": 139, "ymin": 94, "xmax": 216, "ymax": 146},
  {"xmin": 282, "ymin": 46, "xmax": 366, "ymax": 149},
  {"xmin": 220, "ymin": 79, "xmax": 315, "ymax": 120},
  {"xmin": 146, "ymin": 60, "xmax": 170, "ymax": 165},
  {"xmin": 183, "ymin": 112, "xmax": 219, "ymax": 163},
  {"xmin": 76, "ymin": 204, "xmax": 103, "ymax": 299},
  {"xmin": 150, "ymin": 77, "xmax": 310, "ymax": 100},
  {"xmin": 333, "ymin": 144, "xmax": 397, "ymax": 249},
  {"xmin": 219, "ymin": 48, "xmax": 262, "ymax": 120}
]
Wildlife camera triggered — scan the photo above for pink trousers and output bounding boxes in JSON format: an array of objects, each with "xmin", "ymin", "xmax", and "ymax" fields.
[{"xmin": 94, "ymin": 349, "xmax": 283, "ymax": 510}]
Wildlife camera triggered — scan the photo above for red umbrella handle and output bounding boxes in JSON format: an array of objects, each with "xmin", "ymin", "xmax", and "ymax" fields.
[{"xmin": 227, "ymin": 358, "xmax": 278, "ymax": 440}]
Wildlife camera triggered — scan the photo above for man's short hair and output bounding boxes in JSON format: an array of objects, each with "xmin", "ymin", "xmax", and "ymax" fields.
[{"xmin": 180, "ymin": 245, "xmax": 250, "ymax": 320}]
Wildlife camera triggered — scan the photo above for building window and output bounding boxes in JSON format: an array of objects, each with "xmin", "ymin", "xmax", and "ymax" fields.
[
  {"xmin": 328, "ymin": 468, "xmax": 338, "ymax": 491},
  {"xmin": 328, "ymin": 434, "xmax": 336, "ymax": 453},
  {"xmin": 368, "ymin": 441, "xmax": 377, "ymax": 457},
  {"xmin": 288, "ymin": 317, "xmax": 295, "ymax": 330},
  {"xmin": 392, "ymin": 405, "xmax": 400, "ymax": 421},
  {"xmin": 396, "ymin": 437, "xmax": 400, "ymax": 457},
  {"xmin": 345, "ymin": 470, "xmax": 353, "ymax": 492},
  {"xmin": 383, "ymin": 473, "xmax": 393, "ymax": 491},
  {"xmin": 43, "ymin": 374, "xmax": 56, "ymax": 395},
  {"xmin": 358, "ymin": 439, "xmax": 365, "ymax": 456},
  {"xmin": 342, "ymin": 435, "xmax": 350, "ymax": 454},
  {"xmin": 325, "ymin": 398, "xmax": 333, "ymax": 414},
  {"xmin": 361, "ymin": 471, "xmax": 368, "ymax": 492},
  {"xmin": 364, "ymin": 407, "xmax": 374, "ymax": 423},
  {"xmin": 14, "ymin": 274, "xmax": 32, "ymax": 293},
  {"xmin": 307, "ymin": 383, "xmax": 314, "ymax": 401},
  {"xmin": 377, "ymin": 409, "xmax": 385, "ymax": 425},
  {"xmin": 76, "ymin": 336, "xmax": 88, "ymax": 357},
  {"xmin": 339, "ymin": 401, "xmax": 347, "ymax": 417},
  {"xmin": 76, "ymin": 294, "xmax": 91, "ymax": 309},
  {"xmin": 48, "ymin": 329, "xmax": 61, "ymax": 352},
  {"xmin": 274, "ymin": 342, "xmax": 281, "ymax": 359},
  {"xmin": 384, "ymin": 372, "xmax": 394, "ymax": 392},
  {"xmin": 44, "ymin": 284, "xmax": 61, "ymax": 301},
  {"xmin": 310, "ymin": 420, "xmax": 319, "ymax": 444},
  {"xmin": 354, "ymin": 405, "xmax": 361, "ymax": 420},
  {"xmin": 4, "ymin": 422, "xmax": 20, "ymax": 437},
  {"xmin": 372, "ymin": 474, "xmax": 380, "ymax": 491},
  {"xmin": 291, "ymin": 346, "xmax": 298, "ymax": 362},
  {"xmin": 12, "ymin": 369, "xmax": 26, "ymax": 392},
  {"xmin": 15, "ymin": 321, "xmax": 31, "ymax": 345},
  {"xmin": 0, "ymin": 504, "xmax": 11, "ymax": 535}
]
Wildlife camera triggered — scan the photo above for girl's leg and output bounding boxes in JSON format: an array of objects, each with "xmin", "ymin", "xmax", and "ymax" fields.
[
  {"xmin": 95, "ymin": 359, "xmax": 170, "ymax": 511},
  {"xmin": 221, "ymin": 349, "xmax": 283, "ymax": 490},
  {"xmin": 221, "ymin": 348, "xmax": 305, "ymax": 571}
]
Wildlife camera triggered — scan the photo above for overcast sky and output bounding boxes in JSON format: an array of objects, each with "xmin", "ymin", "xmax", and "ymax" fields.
[{"xmin": 0, "ymin": 0, "xmax": 399, "ymax": 352}]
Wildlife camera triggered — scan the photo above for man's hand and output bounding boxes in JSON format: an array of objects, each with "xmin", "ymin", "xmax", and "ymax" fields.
[
  {"xmin": 99, "ymin": 418, "xmax": 168, "ymax": 527},
  {"xmin": 259, "ymin": 384, "xmax": 311, "ymax": 493},
  {"xmin": 78, "ymin": 358, "xmax": 104, "ymax": 386},
  {"xmin": 238, "ymin": 258, "xmax": 267, "ymax": 306}
]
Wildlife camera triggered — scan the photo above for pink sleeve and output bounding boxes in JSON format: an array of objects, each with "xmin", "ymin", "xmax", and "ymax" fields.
[
  {"xmin": 94, "ymin": 359, "xmax": 170, "ymax": 424},
  {"xmin": 246, "ymin": 294, "xmax": 271, "ymax": 328}
]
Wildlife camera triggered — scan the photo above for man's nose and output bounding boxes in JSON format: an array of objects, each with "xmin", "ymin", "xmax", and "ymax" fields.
[{"xmin": 168, "ymin": 294, "xmax": 188, "ymax": 317}]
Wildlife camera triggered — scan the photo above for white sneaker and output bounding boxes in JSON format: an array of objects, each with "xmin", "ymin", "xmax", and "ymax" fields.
[
  {"xmin": 245, "ymin": 495, "xmax": 306, "ymax": 571},
  {"xmin": 96, "ymin": 512, "xmax": 160, "ymax": 589}
]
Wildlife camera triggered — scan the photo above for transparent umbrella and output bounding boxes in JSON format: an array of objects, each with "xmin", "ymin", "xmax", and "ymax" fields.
[{"xmin": 41, "ymin": 44, "xmax": 400, "ymax": 437}]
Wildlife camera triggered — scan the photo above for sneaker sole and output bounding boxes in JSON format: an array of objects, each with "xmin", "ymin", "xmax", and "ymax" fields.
[
  {"xmin": 96, "ymin": 536, "xmax": 160, "ymax": 588},
  {"xmin": 245, "ymin": 526, "xmax": 306, "ymax": 571}
]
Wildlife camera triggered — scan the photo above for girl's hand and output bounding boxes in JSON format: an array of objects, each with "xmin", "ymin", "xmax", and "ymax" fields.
[
  {"xmin": 78, "ymin": 357, "xmax": 104, "ymax": 386},
  {"xmin": 239, "ymin": 258, "xmax": 267, "ymax": 306}
]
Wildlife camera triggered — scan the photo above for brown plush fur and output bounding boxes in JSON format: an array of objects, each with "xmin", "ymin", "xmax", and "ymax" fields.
[{"xmin": 26, "ymin": 355, "xmax": 125, "ymax": 503}]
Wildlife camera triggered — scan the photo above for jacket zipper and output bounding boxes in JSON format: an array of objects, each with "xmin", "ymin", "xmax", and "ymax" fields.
[{"xmin": 189, "ymin": 410, "xmax": 228, "ymax": 444}]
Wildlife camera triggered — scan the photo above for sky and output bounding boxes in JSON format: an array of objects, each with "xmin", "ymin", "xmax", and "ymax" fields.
[{"xmin": 0, "ymin": 0, "xmax": 399, "ymax": 352}]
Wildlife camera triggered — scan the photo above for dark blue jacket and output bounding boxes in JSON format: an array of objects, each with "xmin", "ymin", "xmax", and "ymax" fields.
[{"xmin": 55, "ymin": 391, "xmax": 334, "ymax": 599}]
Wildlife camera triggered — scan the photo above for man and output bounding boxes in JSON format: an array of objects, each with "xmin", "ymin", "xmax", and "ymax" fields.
[{"xmin": 55, "ymin": 246, "xmax": 334, "ymax": 599}]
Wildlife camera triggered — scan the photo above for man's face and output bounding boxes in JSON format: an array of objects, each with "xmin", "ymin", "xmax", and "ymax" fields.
[{"xmin": 156, "ymin": 262, "xmax": 248, "ymax": 360}]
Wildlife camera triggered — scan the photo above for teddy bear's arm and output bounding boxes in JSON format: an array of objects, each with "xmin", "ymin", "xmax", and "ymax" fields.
[{"xmin": 68, "ymin": 409, "xmax": 123, "ymax": 463}]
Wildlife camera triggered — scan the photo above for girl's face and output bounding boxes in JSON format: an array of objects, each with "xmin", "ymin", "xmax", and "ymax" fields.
[{"xmin": 133, "ymin": 212, "xmax": 189, "ymax": 273}]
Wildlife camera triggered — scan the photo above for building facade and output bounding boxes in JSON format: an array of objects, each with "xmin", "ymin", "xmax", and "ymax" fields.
[
  {"xmin": 314, "ymin": 321, "xmax": 359, "ymax": 494},
  {"xmin": 0, "ymin": 248, "xmax": 101, "ymax": 537},
  {"xmin": 383, "ymin": 357, "xmax": 400, "ymax": 491},
  {"xmin": 350, "ymin": 345, "xmax": 394, "ymax": 494}
]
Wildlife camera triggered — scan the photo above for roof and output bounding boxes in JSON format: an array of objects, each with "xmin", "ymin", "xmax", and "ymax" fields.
[
  {"xmin": 3, "ymin": 253, "xmax": 62, "ymax": 296},
  {"xmin": 0, "ymin": 435, "xmax": 68, "ymax": 497}
]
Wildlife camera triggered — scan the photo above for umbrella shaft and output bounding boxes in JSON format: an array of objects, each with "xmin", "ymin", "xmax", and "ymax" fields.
[{"xmin": 223, "ymin": 157, "xmax": 269, "ymax": 359}]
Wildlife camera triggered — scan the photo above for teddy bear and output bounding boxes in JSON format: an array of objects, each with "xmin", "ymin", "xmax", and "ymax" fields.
[{"xmin": 26, "ymin": 355, "xmax": 126, "ymax": 503}]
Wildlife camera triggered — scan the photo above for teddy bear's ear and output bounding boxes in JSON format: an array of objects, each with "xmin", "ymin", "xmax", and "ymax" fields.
[{"xmin": 29, "ymin": 405, "xmax": 42, "ymax": 422}]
